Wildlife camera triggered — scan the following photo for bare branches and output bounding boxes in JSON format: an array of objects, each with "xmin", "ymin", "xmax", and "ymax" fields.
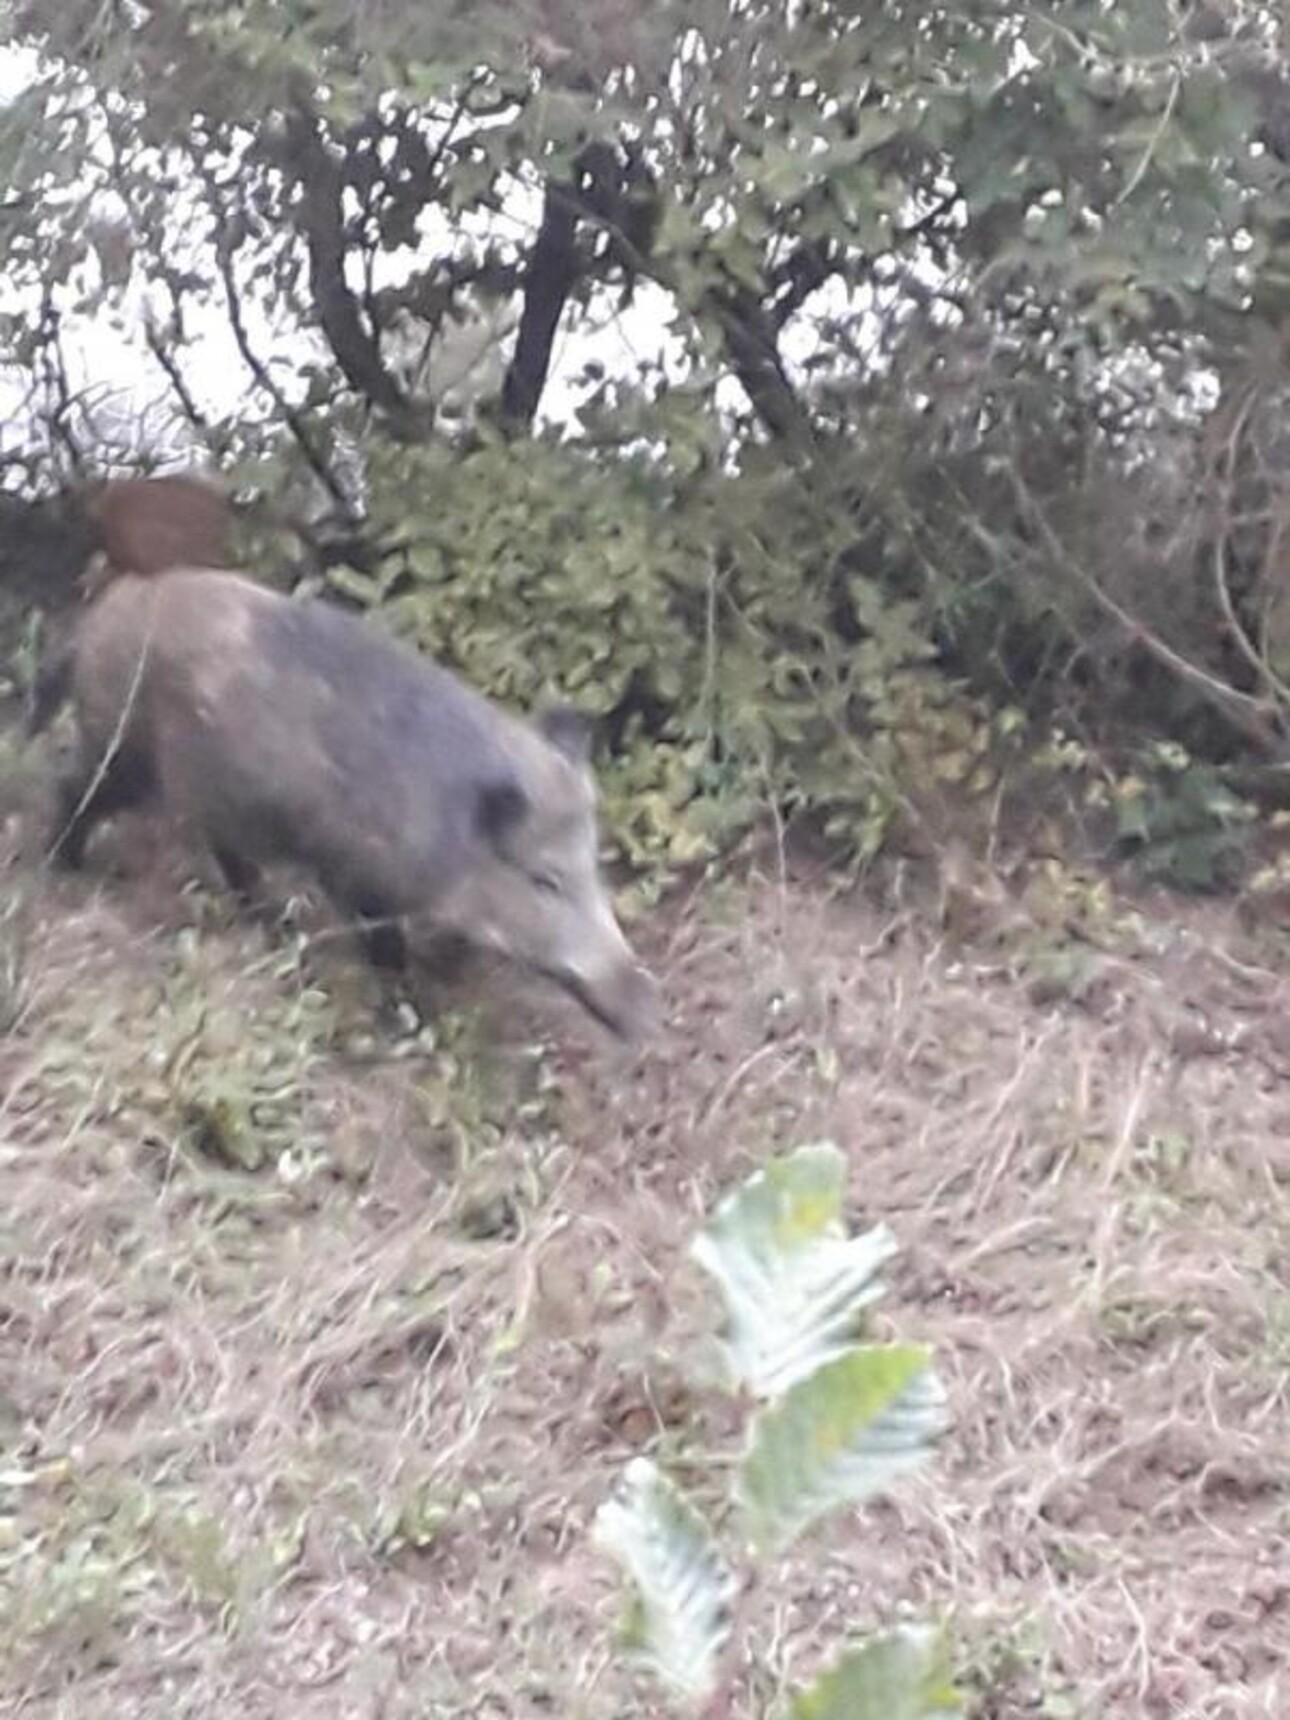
[
  {"xmin": 144, "ymin": 318, "xmax": 217, "ymax": 447},
  {"xmin": 35, "ymin": 289, "xmax": 89, "ymax": 480},
  {"xmin": 190, "ymin": 148, "xmax": 356, "ymax": 518},
  {"xmin": 1007, "ymin": 461, "xmax": 1287, "ymax": 757}
]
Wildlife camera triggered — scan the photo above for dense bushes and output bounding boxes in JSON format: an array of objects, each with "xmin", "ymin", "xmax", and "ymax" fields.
[{"xmin": 339, "ymin": 428, "xmax": 1002, "ymax": 880}]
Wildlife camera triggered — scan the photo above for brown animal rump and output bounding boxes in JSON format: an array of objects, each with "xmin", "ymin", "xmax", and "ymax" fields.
[
  {"xmin": 85, "ymin": 474, "xmax": 233, "ymax": 585},
  {"xmin": 25, "ymin": 474, "xmax": 234, "ymax": 730}
]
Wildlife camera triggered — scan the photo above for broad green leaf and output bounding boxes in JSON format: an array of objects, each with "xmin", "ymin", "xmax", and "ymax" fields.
[
  {"xmin": 690, "ymin": 1142, "xmax": 897, "ymax": 1397},
  {"xmin": 738, "ymin": 1345, "xmax": 946, "ymax": 1554},
  {"xmin": 593, "ymin": 1458, "xmax": 735, "ymax": 1704},
  {"xmin": 787, "ymin": 1626, "xmax": 962, "ymax": 1720}
]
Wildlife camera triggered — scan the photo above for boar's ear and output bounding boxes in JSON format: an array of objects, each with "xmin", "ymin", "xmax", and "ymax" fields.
[
  {"xmin": 539, "ymin": 705, "xmax": 592, "ymax": 765},
  {"xmin": 476, "ymin": 779, "xmax": 529, "ymax": 851}
]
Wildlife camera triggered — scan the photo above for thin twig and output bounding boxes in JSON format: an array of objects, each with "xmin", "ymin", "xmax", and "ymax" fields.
[
  {"xmin": 144, "ymin": 318, "xmax": 217, "ymax": 446},
  {"xmin": 44, "ymin": 604, "xmax": 156, "ymax": 867},
  {"xmin": 190, "ymin": 149, "xmax": 354, "ymax": 515},
  {"xmin": 1112, "ymin": 71, "xmax": 1181, "ymax": 209},
  {"xmin": 1208, "ymin": 384, "xmax": 1290, "ymax": 712},
  {"xmin": 1007, "ymin": 463, "xmax": 1283, "ymax": 755}
]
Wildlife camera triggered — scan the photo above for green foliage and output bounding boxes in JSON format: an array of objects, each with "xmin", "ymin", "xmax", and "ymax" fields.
[
  {"xmin": 787, "ymin": 1628, "xmax": 962, "ymax": 1720},
  {"xmin": 368, "ymin": 438, "xmax": 695, "ymax": 717},
  {"xmin": 1101, "ymin": 743, "xmax": 1256, "ymax": 893},
  {"xmin": 600, "ymin": 738, "xmax": 736, "ymax": 881},
  {"xmin": 596, "ymin": 1143, "xmax": 954, "ymax": 1717},
  {"xmin": 689, "ymin": 1141, "xmax": 897, "ymax": 1398},
  {"xmin": 738, "ymin": 1343, "xmax": 946, "ymax": 1556},
  {"xmin": 1, "ymin": 1463, "xmax": 295, "ymax": 1666},
  {"xmin": 358, "ymin": 433, "xmax": 989, "ymax": 881},
  {"xmin": 593, "ymin": 1458, "xmax": 736, "ymax": 1704},
  {"xmin": 1033, "ymin": 731, "xmax": 1261, "ymax": 894},
  {"xmin": 130, "ymin": 931, "xmax": 337, "ymax": 1175}
]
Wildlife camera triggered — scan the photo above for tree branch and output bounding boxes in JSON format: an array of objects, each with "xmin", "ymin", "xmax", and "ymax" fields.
[
  {"xmin": 144, "ymin": 316, "xmax": 218, "ymax": 446},
  {"xmin": 499, "ymin": 171, "xmax": 583, "ymax": 430},
  {"xmin": 499, "ymin": 139, "xmax": 668, "ymax": 431},
  {"xmin": 769, "ymin": 239, "xmax": 836, "ymax": 331},
  {"xmin": 191, "ymin": 150, "xmax": 356, "ymax": 518},
  {"xmin": 1007, "ymin": 462, "xmax": 1285, "ymax": 756},
  {"xmin": 279, "ymin": 107, "xmax": 428, "ymax": 439},
  {"xmin": 708, "ymin": 282, "xmax": 813, "ymax": 446},
  {"xmin": 36, "ymin": 289, "xmax": 89, "ymax": 478}
]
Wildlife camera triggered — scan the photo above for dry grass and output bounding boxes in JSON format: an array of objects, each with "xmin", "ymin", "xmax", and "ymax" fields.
[{"xmin": 3, "ymin": 813, "xmax": 1290, "ymax": 1718}]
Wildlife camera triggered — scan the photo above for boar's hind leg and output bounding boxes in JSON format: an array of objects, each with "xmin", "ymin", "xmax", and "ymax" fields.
[{"xmin": 48, "ymin": 749, "xmax": 154, "ymax": 868}]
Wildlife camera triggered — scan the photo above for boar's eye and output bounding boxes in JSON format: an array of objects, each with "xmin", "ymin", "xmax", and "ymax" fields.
[{"xmin": 530, "ymin": 869, "xmax": 564, "ymax": 897}]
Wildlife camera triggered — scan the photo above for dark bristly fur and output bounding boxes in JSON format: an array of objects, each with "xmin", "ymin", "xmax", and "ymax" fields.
[{"xmin": 26, "ymin": 638, "xmax": 74, "ymax": 738}]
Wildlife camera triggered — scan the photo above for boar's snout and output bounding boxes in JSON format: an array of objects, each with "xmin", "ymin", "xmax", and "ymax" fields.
[
  {"xmin": 546, "ymin": 883, "xmax": 662, "ymax": 1042},
  {"xmin": 561, "ymin": 952, "xmax": 662, "ymax": 1043}
]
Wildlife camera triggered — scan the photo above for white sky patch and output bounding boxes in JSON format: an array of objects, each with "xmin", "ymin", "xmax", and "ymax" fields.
[{"xmin": 0, "ymin": 42, "xmax": 39, "ymax": 102}]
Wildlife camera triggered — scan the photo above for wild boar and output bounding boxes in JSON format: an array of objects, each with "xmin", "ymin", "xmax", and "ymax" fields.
[{"xmin": 35, "ymin": 567, "xmax": 659, "ymax": 1040}]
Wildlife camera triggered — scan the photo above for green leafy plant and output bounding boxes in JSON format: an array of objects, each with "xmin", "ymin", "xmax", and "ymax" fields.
[
  {"xmin": 0, "ymin": 883, "xmax": 33, "ymax": 1038},
  {"xmin": 354, "ymin": 432, "xmax": 998, "ymax": 889},
  {"xmin": 594, "ymin": 1142, "xmax": 956, "ymax": 1717},
  {"xmin": 1103, "ymin": 743, "xmax": 1256, "ymax": 893}
]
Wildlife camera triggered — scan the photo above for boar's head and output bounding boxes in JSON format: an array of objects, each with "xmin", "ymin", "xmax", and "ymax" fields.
[{"xmin": 437, "ymin": 707, "xmax": 659, "ymax": 1041}]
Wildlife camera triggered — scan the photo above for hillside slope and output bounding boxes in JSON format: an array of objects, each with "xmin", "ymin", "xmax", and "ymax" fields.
[{"xmin": 3, "ymin": 731, "xmax": 1289, "ymax": 1718}]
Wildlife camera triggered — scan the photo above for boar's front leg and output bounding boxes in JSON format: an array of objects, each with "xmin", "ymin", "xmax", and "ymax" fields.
[
  {"xmin": 300, "ymin": 846, "xmax": 409, "ymax": 975},
  {"xmin": 209, "ymin": 842, "xmax": 263, "ymax": 905},
  {"xmin": 347, "ymin": 894, "xmax": 408, "ymax": 975}
]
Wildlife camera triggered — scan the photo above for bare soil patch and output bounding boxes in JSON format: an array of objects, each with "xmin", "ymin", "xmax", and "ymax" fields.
[{"xmin": 3, "ymin": 800, "xmax": 1290, "ymax": 1717}]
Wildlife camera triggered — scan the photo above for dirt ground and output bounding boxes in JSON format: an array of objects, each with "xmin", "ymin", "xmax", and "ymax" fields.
[{"xmin": 3, "ymin": 754, "xmax": 1290, "ymax": 1718}]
